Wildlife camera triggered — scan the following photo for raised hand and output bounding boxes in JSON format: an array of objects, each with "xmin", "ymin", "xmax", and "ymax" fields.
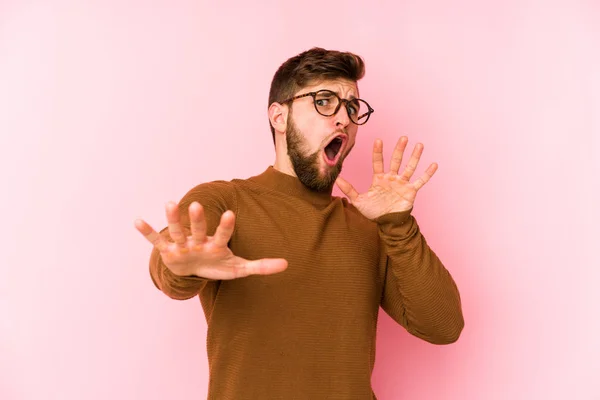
[
  {"xmin": 134, "ymin": 201, "xmax": 288, "ymax": 280},
  {"xmin": 335, "ymin": 136, "xmax": 438, "ymax": 220}
]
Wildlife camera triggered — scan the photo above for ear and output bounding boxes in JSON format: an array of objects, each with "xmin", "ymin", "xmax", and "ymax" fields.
[{"xmin": 268, "ymin": 102, "xmax": 288, "ymax": 134}]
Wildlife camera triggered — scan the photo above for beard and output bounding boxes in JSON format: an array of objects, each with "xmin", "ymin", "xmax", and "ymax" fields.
[{"xmin": 286, "ymin": 116, "xmax": 349, "ymax": 193}]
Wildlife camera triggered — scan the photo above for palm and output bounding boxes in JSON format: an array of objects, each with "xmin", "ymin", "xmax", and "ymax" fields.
[
  {"xmin": 135, "ymin": 202, "xmax": 288, "ymax": 279},
  {"xmin": 336, "ymin": 136, "xmax": 437, "ymax": 220},
  {"xmin": 158, "ymin": 233, "xmax": 244, "ymax": 280}
]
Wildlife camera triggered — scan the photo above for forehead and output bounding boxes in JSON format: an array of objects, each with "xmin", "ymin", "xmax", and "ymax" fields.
[{"xmin": 298, "ymin": 78, "xmax": 359, "ymax": 98}]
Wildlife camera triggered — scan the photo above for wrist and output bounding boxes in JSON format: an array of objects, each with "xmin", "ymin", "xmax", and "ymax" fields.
[{"xmin": 375, "ymin": 208, "xmax": 412, "ymax": 226}]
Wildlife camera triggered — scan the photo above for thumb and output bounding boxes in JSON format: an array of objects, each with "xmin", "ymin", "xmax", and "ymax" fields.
[
  {"xmin": 335, "ymin": 175, "xmax": 359, "ymax": 203},
  {"xmin": 241, "ymin": 258, "xmax": 288, "ymax": 277}
]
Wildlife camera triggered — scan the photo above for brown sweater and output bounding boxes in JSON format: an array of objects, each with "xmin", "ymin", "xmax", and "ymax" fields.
[{"xmin": 149, "ymin": 166, "xmax": 464, "ymax": 400}]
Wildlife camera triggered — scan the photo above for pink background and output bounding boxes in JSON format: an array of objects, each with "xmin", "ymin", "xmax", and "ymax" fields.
[{"xmin": 1, "ymin": 1, "xmax": 599, "ymax": 399}]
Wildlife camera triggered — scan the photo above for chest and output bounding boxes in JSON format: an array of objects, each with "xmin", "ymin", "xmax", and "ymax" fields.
[{"xmin": 226, "ymin": 197, "xmax": 383, "ymax": 308}]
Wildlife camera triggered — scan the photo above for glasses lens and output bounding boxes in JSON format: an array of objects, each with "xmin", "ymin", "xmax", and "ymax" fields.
[
  {"xmin": 314, "ymin": 91, "xmax": 339, "ymax": 116},
  {"xmin": 314, "ymin": 91, "xmax": 372, "ymax": 125},
  {"xmin": 348, "ymin": 99, "xmax": 371, "ymax": 125}
]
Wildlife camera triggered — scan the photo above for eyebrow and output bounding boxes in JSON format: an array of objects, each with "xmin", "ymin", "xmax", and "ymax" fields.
[{"xmin": 323, "ymin": 89, "xmax": 358, "ymax": 100}]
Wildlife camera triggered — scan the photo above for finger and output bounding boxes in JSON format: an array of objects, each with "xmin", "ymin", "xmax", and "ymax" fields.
[
  {"xmin": 335, "ymin": 175, "xmax": 360, "ymax": 203},
  {"xmin": 372, "ymin": 139, "xmax": 384, "ymax": 175},
  {"xmin": 389, "ymin": 136, "xmax": 408, "ymax": 174},
  {"xmin": 413, "ymin": 162, "xmax": 438, "ymax": 191},
  {"xmin": 400, "ymin": 143, "xmax": 424, "ymax": 181},
  {"xmin": 213, "ymin": 210, "xmax": 235, "ymax": 248},
  {"xmin": 134, "ymin": 219, "xmax": 169, "ymax": 252},
  {"xmin": 235, "ymin": 258, "xmax": 288, "ymax": 278},
  {"xmin": 165, "ymin": 201, "xmax": 188, "ymax": 251},
  {"xmin": 189, "ymin": 202, "xmax": 207, "ymax": 249}
]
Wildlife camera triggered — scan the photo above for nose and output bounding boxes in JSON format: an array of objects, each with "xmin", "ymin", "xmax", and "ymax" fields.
[{"xmin": 334, "ymin": 103, "xmax": 351, "ymax": 128}]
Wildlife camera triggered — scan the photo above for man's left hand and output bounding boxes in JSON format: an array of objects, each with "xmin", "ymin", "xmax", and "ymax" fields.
[{"xmin": 335, "ymin": 136, "xmax": 438, "ymax": 220}]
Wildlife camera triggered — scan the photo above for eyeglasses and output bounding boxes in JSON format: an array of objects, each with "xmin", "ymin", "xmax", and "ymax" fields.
[{"xmin": 281, "ymin": 89, "xmax": 374, "ymax": 125}]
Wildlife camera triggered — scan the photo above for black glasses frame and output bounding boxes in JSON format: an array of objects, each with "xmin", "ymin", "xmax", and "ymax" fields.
[{"xmin": 281, "ymin": 89, "xmax": 374, "ymax": 125}]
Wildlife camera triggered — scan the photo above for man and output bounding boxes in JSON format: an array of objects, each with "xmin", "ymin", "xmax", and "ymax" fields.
[{"xmin": 135, "ymin": 47, "xmax": 464, "ymax": 399}]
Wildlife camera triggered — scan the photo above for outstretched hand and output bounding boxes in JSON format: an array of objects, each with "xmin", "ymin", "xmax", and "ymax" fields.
[
  {"xmin": 135, "ymin": 201, "xmax": 288, "ymax": 280},
  {"xmin": 335, "ymin": 136, "xmax": 438, "ymax": 220}
]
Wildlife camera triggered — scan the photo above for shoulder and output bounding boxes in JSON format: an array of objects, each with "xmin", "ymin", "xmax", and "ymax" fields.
[{"xmin": 179, "ymin": 179, "xmax": 239, "ymax": 212}]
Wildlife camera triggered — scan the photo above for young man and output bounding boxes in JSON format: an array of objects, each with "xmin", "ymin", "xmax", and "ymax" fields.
[{"xmin": 135, "ymin": 47, "xmax": 464, "ymax": 399}]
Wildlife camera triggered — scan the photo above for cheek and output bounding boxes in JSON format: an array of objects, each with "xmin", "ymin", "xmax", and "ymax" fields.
[
  {"xmin": 347, "ymin": 123, "xmax": 359, "ymax": 134},
  {"xmin": 298, "ymin": 118, "xmax": 327, "ymax": 146},
  {"xmin": 348, "ymin": 128, "xmax": 359, "ymax": 144}
]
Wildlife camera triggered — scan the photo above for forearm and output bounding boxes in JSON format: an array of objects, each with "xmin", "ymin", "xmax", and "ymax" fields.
[{"xmin": 378, "ymin": 211, "xmax": 464, "ymax": 344}]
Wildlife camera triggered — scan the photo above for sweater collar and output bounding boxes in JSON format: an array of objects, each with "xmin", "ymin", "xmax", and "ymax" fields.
[{"xmin": 249, "ymin": 165, "xmax": 334, "ymax": 205}]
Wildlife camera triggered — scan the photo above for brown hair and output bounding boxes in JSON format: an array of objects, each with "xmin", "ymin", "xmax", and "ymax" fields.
[{"xmin": 268, "ymin": 47, "xmax": 366, "ymax": 144}]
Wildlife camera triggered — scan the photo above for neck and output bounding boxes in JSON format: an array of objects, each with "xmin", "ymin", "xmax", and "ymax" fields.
[
  {"xmin": 273, "ymin": 140, "xmax": 297, "ymax": 177},
  {"xmin": 273, "ymin": 155, "xmax": 297, "ymax": 177},
  {"xmin": 251, "ymin": 166, "xmax": 334, "ymax": 204}
]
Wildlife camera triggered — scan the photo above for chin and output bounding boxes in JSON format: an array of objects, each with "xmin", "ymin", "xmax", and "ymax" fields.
[
  {"xmin": 293, "ymin": 158, "xmax": 341, "ymax": 193},
  {"xmin": 286, "ymin": 126, "xmax": 349, "ymax": 192}
]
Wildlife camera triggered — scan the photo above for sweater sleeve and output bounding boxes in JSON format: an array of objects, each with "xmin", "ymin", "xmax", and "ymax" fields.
[
  {"xmin": 149, "ymin": 180, "xmax": 237, "ymax": 300},
  {"xmin": 376, "ymin": 210, "xmax": 464, "ymax": 344}
]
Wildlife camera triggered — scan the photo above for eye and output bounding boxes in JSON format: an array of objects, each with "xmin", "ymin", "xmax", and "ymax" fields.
[
  {"xmin": 348, "ymin": 100, "xmax": 360, "ymax": 115},
  {"xmin": 316, "ymin": 98, "xmax": 330, "ymax": 107}
]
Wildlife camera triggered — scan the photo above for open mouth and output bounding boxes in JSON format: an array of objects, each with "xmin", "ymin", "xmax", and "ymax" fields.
[{"xmin": 323, "ymin": 135, "xmax": 347, "ymax": 166}]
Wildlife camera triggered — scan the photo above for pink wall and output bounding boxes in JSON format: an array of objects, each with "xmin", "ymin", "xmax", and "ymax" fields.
[{"xmin": 1, "ymin": 1, "xmax": 599, "ymax": 399}]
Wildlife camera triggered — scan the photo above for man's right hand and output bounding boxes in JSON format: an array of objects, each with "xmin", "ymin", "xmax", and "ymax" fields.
[{"xmin": 135, "ymin": 201, "xmax": 288, "ymax": 280}]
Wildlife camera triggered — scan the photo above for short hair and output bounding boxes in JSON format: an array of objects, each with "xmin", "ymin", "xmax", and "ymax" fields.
[{"xmin": 268, "ymin": 47, "xmax": 366, "ymax": 144}]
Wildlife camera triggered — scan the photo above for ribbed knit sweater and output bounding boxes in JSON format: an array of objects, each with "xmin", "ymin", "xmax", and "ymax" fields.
[{"xmin": 149, "ymin": 165, "xmax": 464, "ymax": 399}]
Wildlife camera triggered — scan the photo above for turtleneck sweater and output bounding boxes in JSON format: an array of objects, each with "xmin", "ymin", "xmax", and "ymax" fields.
[{"xmin": 149, "ymin": 165, "xmax": 464, "ymax": 400}]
